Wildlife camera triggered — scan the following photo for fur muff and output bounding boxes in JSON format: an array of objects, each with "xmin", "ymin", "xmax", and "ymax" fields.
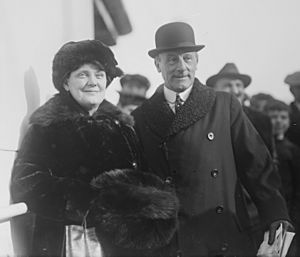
[
  {"xmin": 52, "ymin": 40, "xmax": 123, "ymax": 91},
  {"xmin": 90, "ymin": 169, "xmax": 179, "ymax": 250}
]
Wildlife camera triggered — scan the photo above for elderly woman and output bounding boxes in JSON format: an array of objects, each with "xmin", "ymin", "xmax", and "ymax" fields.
[{"xmin": 10, "ymin": 40, "xmax": 178, "ymax": 257}]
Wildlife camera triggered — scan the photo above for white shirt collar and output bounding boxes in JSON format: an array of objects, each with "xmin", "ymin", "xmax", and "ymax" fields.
[{"xmin": 163, "ymin": 85, "xmax": 193, "ymax": 104}]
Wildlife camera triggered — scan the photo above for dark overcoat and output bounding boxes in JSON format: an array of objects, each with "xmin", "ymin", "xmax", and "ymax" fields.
[
  {"xmin": 286, "ymin": 102, "xmax": 300, "ymax": 148},
  {"xmin": 243, "ymin": 106, "xmax": 275, "ymax": 156},
  {"xmin": 10, "ymin": 93, "xmax": 141, "ymax": 257},
  {"xmin": 132, "ymin": 79, "xmax": 289, "ymax": 256}
]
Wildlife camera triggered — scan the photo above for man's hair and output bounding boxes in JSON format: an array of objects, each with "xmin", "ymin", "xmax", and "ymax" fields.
[
  {"xmin": 250, "ymin": 93, "xmax": 274, "ymax": 103},
  {"xmin": 120, "ymin": 74, "xmax": 150, "ymax": 90},
  {"xmin": 264, "ymin": 99, "xmax": 289, "ymax": 113},
  {"xmin": 155, "ymin": 51, "xmax": 198, "ymax": 60}
]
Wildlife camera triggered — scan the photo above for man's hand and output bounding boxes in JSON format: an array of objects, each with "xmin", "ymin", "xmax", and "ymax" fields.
[{"xmin": 268, "ymin": 220, "xmax": 294, "ymax": 245}]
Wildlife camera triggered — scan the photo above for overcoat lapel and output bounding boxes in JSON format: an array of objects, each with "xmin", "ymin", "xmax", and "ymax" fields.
[
  {"xmin": 141, "ymin": 79, "xmax": 216, "ymax": 140},
  {"xmin": 141, "ymin": 85, "xmax": 175, "ymax": 139},
  {"xmin": 167, "ymin": 79, "xmax": 216, "ymax": 137}
]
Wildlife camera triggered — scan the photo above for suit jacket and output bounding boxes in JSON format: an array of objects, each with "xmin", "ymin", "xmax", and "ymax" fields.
[{"xmin": 132, "ymin": 78, "xmax": 289, "ymax": 256}]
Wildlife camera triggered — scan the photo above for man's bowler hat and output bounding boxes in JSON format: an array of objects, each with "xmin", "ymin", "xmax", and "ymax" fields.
[{"xmin": 148, "ymin": 22, "xmax": 205, "ymax": 58}]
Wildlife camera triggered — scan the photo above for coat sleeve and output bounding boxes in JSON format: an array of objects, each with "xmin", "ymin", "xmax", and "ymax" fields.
[
  {"xmin": 229, "ymin": 95, "xmax": 290, "ymax": 228},
  {"xmin": 10, "ymin": 124, "xmax": 97, "ymax": 222},
  {"xmin": 290, "ymin": 144, "xmax": 300, "ymax": 224}
]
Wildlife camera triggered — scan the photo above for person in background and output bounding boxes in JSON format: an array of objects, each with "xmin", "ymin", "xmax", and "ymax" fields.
[
  {"xmin": 206, "ymin": 62, "xmax": 278, "ymax": 250},
  {"xmin": 117, "ymin": 74, "xmax": 150, "ymax": 114},
  {"xmin": 132, "ymin": 21, "xmax": 292, "ymax": 257},
  {"xmin": 10, "ymin": 40, "xmax": 178, "ymax": 257},
  {"xmin": 250, "ymin": 93, "xmax": 274, "ymax": 113},
  {"xmin": 285, "ymin": 71, "xmax": 300, "ymax": 148},
  {"xmin": 206, "ymin": 63, "xmax": 275, "ymax": 157},
  {"xmin": 265, "ymin": 99, "xmax": 300, "ymax": 256}
]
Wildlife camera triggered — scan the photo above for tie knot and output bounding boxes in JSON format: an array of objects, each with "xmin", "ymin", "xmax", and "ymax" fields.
[{"xmin": 175, "ymin": 94, "xmax": 184, "ymax": 113}]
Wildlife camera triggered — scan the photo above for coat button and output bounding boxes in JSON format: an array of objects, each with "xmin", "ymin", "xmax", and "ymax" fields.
[
  {"xmin": 221, "ymin": 242, "xmax": 228, "ymax": 252},
  {"xmin": 211, "ymin": 169, "xmax": 219, "ymax": 178},
  {"xmin": 207, "ymin": 132, "xmax": 214, "ymax": 140},
  {"xmin": 165, "ymin": 176, "xmax": 173, "ymax": 185},
  {"xmin": 216, "ymin": 205, "xmax": 224, "ymax": 214},
  {"xmin": 132, "ymin": 161, "xmax": 137, "ymax": 168},
  {"xmin": 114, "ymin": 119, "xmax": 120, "ymax": 126}
]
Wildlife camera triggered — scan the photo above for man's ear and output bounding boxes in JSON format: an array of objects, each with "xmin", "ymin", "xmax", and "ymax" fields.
[{"xmin": 154, "ymin": 57, "xmax": 161, "ymax": 73}]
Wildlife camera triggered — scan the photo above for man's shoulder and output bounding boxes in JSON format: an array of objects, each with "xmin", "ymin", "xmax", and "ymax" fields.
[
  {"xmin": 213, "ymin": 91, "xmax": 235, "ymax": 106},
  {"xmin": 243, "ymin": 106, "xmax": 271, "ymax": 124},
  {"xmin": 282, "ymin": 137, "xmax": 300, "ymax": 151},
  {"xmin": 131, "ymin": 97, "xmax": 153, "ymax": 120}
]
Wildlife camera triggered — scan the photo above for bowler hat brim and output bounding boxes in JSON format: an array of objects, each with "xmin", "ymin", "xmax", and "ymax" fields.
[
  {"xmin": 206, "ymin": 73, "xmax": 251, "ymax": 88},
  {"xmin": 148, "ymin": 45, "xmax": 205, "ymax": 58}
]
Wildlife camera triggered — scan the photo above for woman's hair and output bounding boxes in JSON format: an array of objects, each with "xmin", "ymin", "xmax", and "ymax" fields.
[{"xmin": 52, "ymin": 40, "xmax": 123, "ymax": 92}]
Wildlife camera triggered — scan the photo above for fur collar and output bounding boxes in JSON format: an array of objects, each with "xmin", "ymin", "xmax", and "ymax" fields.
[
  {"xmin": 30, "ymin": 93, "xmax": 134, "ymax": 127},
  {"xmin": 140, "ymin": 79, "xmax": 216, "ymax": 139}
]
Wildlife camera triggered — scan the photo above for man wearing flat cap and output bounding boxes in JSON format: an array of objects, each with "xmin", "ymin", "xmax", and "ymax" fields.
[
  {"xmin": 117, "ymin": 74, "xmax": 150, "ymax": 114},
  {"xmin": 206, "ymin": 63, "xmax": 276, "ymax": 161},
  {"xmin": 132, "ymin": 22, "xmax": 291, "ymax": 256},
  {"xmin": 285, "ymin": 71, "xmax": 300, "ymax": 148}
]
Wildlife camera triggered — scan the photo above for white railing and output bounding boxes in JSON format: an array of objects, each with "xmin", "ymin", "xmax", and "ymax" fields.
[{"xmin": 0, "ymin": 203, "xmax": 28, "ymax": 224}]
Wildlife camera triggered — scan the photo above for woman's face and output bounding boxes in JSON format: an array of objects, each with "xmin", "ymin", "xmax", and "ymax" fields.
[{"xmin": 64, "ymin": 63, "xmax": 107, "ymax": 114}]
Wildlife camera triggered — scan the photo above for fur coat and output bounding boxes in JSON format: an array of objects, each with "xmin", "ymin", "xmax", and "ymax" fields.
[{"xmin": 10, "ymin": 93, "xmax": 178, "ymax": 257}]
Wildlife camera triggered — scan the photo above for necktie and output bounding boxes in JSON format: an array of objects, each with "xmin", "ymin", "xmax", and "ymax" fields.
[{"xmin": 175, "ymin": 94, "xmax": 184, "ymax": 113}]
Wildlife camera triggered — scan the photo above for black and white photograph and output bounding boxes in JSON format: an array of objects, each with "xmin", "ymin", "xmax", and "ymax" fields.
[{"xmin": 0, "ymin": 0, "xmax": 300, "ymax": 256}]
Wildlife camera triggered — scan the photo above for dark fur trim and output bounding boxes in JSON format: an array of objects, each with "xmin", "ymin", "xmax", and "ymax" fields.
[
  {"xmin": 136, "ymin": 78, "xmax": 216, "ymax": 139},
  {"xmin": 90, "ymin": 169, "xmax": 179, "ymax": 250},
  {"xmin": 29, "ymin": 94, "xmax": 134, "ymax": 127}
]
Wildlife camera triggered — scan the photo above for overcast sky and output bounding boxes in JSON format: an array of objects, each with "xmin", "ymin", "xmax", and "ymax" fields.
[{"xmin": 108, "ymin": 0, "xmax": 300, "ymax": 103}]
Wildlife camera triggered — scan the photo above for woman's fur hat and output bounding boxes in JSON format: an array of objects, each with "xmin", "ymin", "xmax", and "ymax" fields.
[
  {"xmin": 52, "ymin": 40, "xmax": 123, "ymax": 92},
  {"xmin": 90, "ymin": 169, "xmax": 179, "ymax": 250}
]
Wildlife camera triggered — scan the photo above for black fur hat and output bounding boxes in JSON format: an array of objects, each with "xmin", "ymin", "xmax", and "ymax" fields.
[
  {"xmin": 90, "ymin": 169, "xmax": 179, "ymax": 251},
  {"xmin": 52, "ymin": 40, "xmax": 123, "ymax": 92}
]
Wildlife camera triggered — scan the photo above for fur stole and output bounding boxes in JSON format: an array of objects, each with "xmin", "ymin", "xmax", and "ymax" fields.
[{"xmin": 29, "ymin": 93, "xmax": 134, "ymax": 127}]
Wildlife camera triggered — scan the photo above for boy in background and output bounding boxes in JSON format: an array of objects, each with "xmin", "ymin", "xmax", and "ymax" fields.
[{"xmin": 265, "ymin": 100, "xmax": 300, "ymax": 256}]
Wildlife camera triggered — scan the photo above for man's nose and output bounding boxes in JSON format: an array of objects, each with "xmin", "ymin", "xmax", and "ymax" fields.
[
  {"xmin": 230, "ymin": 85, "xmax": 239, "ymax": 95},
  {"xmin": 176, "ymin": 57, "xmax": 187, "ymax": 71}
]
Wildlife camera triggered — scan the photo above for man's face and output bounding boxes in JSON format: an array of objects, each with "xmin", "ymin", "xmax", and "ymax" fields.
[
  {"xmin": 267, "ymin": 110, "xmax": 290, "ymax": 138},
  {"xmin": 122, "ymin": 82, "xmax": 147, "ymax": 97},
  {"xmin": 155, "ymin": 51, "xmax": 198, "ymax": 93},
  {"xmin": 213, "ymin": 78, "xmax": 245, "ymax": 103},
  {"xmin": 290, "ymin": 85, "xmax": 300, "ymax": 102}
]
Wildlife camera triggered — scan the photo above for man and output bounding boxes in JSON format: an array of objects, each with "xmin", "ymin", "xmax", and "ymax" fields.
[
  {"xmin": 117, "ymin": 74, "xmax": 150, "ymax": 114},
  {"xmin": 132, "ymin": 22, "xmax": 291, "ymax": 256},
  {"xmin": 250, "ymin": 93, "xmax": 274, "ymax": 113},
  {"xmin": 285, "ymin": 71, "xmax": 300, "ymax": 148},
  {"xmin": 206, "ymin": 63, "xmax": 278, "ymax": 250},
  {"xmin": 265, "ymin": 99, "xmax": 300, "ymax": 256},
  {"xmin": 206, "ymin": 63, "xmax": 275, "ymax": 156}
]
